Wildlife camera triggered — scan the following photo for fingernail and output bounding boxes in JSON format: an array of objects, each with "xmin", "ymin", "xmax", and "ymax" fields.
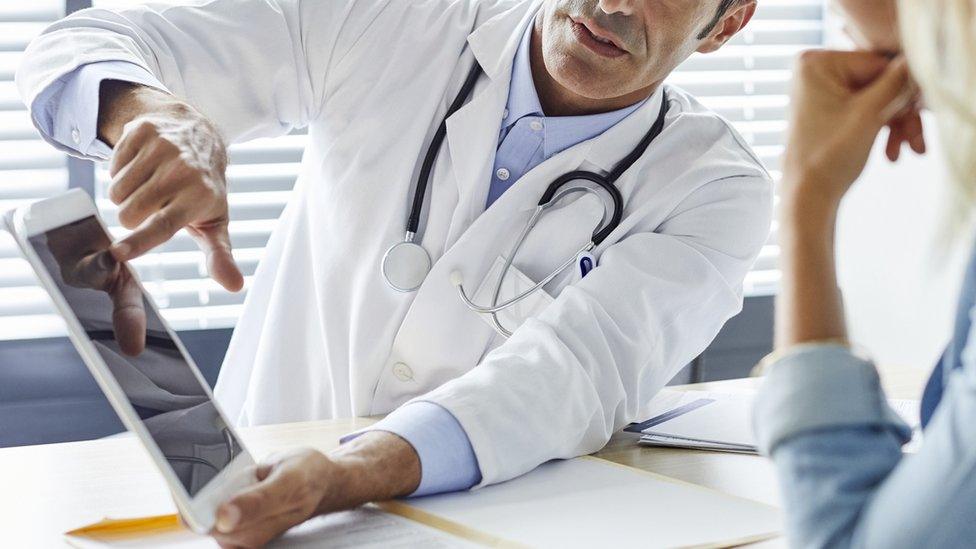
[{"xmin": 216, "ymin": 504, "xmax": 240, "ymax": 533}]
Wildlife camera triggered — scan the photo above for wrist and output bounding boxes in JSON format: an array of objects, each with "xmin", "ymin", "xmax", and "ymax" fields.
[
  {"xmin": 780, "ymin": 175, "xmax": 841, "ymax": 239},
  {"xmin": 97, "ymin": 80, "xmax": 196, "ymax": 146},
  {"xmin": 321, "ymin": 431, "xmax": 421, "ymax": 511}
]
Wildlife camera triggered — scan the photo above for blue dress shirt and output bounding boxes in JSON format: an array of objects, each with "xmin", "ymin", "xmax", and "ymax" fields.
[
  {"xmin": 30, "ymin": 61, "xmax": 168, "ymax": 160},
  {"xmin": 487, "ymin": 23, "xmax": 644, "ymax": 207},
  {"xmin": 29, "ymin": 23, "xmax": 645, "ymax": 498},
  {"xmin": 753, "ymin": 236, "xmax": 976, "ymax": 547}
]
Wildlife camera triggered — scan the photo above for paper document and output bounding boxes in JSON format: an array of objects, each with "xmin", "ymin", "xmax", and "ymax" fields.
[
  {"xmin": 628, "ymin": 390, "xmax": 921, "ymax": 454},
  {"xmin": 65, "ymin": 506, "xmax": 479, "ymax": 549},
  {"xmin": 409, "ymin": 457, "xmax": 780, "ymax": 549}
]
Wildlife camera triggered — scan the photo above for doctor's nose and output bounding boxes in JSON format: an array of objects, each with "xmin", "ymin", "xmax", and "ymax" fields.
[{"xmin": 598, "ymin": 0, "xmax": 635, "ymax": 17}]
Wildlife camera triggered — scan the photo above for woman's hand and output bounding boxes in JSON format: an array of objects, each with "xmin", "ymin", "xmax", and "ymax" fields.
[
  {"xmin": 775, "ymin": 50, "xmax": 919, "ymax": 348},
  {"xmin": 782, "ymin": 50, "xmax": 917, "ymax": 210}
]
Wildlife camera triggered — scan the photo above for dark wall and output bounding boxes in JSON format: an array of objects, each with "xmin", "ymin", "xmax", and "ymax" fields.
[
  {"xmin": 0, "ymin": 297, "xmax": 773, "ymax": 448},
  {"xmin": 0, "ymin": 329, "xmax": 233, "ymax": 447}
]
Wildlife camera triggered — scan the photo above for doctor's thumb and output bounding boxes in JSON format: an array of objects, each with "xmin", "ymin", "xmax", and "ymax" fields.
[{"xmin": 192, "ymin": 222, "xmax": 245, "ymax": 293}]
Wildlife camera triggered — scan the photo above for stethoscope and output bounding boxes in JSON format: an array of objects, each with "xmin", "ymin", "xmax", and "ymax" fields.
[{"xmin": 381, "ymin": 64, "xmax": 670, "ymax": 337}]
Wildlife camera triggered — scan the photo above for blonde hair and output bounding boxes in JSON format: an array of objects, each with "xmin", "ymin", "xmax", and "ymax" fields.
[{"xmin": 899, "ymin": 0, "xmax": 976, "ymax": 240}]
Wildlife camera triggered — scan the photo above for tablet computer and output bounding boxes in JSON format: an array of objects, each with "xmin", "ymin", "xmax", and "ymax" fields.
[{"xmin": 4, "ymin": 189, "xmax": 256, "ymax": 533}]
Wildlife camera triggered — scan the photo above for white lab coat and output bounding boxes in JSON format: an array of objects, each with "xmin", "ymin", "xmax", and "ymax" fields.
[{"xmin": 18, "ymin": 0, "xmax": 772, "ymax": 486}]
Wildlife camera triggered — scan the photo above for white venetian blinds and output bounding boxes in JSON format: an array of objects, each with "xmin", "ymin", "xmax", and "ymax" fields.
[
  {"xmin": 668, "ymin": 0, "xmax": 825, "ymax": 295},
  {"xmin": 0, "ymin": 2, "xmax": 68, "ymax": 340}
]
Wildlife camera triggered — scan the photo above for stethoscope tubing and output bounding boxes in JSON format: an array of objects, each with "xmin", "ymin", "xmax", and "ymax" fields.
[{"xmin": 389, "ymin": 60, "xmax": 671, "ymax": 338}]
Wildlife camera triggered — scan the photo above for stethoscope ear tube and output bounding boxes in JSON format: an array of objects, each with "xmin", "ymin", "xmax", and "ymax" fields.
[
  {"xmin": 406, "ymin": 64, "xmax": 484, "ymax": 235},
  {"xmin": 538, "ymin": 171, "xmax": 624, "ymax": 247}
]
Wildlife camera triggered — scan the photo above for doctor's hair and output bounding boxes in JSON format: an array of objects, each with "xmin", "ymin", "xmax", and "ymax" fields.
[
  {"xmin": 898, "ymin": 0, "xmax": 976, "ymax": 241},
  {"xmin": 697, "ymin": 0, "xmax": 748, "ymax": 40}
]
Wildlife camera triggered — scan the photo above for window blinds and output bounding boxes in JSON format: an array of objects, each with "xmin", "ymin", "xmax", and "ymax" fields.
[
  {"xmin": 1, "ymin": 0, "xmax": 823, "ymax": 340},
  {"xmin": 668, "ymin": 0, "xmax": 825, "ymax": 295},
  {"xmin": 0, "ymin": 2, "xmax": 68, "ymax": 340}
]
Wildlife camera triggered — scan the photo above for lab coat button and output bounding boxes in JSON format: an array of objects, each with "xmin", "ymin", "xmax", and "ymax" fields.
[
  {"xmin": 71, "ymin": 127, "xmax": 81, "ymax": 144},
  {"xmin": 392, "ymin": 362, "xmax": 414, "ymax": 382},
  {"xmin": 496, "ymin": 168, "xmax": 510, "ymax": 181}
]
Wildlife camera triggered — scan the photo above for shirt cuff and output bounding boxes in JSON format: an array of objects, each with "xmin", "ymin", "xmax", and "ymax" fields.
[
  {"xmin": 753, "ymin": 345, "xmax": 912, "ymax": 456},
  {"xmin": 31, "ymin": 61, "xmax": 168, "ymax": 160},
  {"xmin": 340, "ymin": 401, "xmax": 482, "ymax": 497}
]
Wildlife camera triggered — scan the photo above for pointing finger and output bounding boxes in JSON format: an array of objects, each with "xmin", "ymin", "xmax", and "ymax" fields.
[{"xmin": 110, "ymin": 203, "xmax": 191, "ymax": 262}]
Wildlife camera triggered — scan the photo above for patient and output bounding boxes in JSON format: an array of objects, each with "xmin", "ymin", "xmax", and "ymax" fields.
[{"xmin": 753, "ymin": 0, "xmax": 976, "ymax": 546}]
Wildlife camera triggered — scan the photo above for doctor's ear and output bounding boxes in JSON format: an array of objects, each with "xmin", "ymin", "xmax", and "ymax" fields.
[{"xmin": 696, "ymin": 0, "xmax": 757, "ymax": 54}]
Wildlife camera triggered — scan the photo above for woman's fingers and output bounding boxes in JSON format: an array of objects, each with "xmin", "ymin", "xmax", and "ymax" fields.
[
  {"xmin": 783, "ymin": 51, "xmax": 918, "ymax": 202},
  {"xmin": 882, "ymin": 101, "xmax": 927, "ymax": 162},
  {"xmin": 861, "ymin": 56, "xmax": 912, "ymax": 125}
]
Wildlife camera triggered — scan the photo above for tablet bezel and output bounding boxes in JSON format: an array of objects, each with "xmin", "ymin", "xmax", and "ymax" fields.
[{"xmin": 6, "ymin": 189, "xmax": 257, "ymax": 533}]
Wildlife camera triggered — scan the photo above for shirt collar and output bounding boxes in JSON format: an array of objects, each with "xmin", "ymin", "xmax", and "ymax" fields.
[{"xmin": 503, "ymin": 21, "xmax": 649, "ymax": 159}]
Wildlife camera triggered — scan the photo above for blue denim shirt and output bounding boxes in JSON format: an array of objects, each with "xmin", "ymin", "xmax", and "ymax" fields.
[
  {"xmin": 29, "ymin": 22, "xmax": 643, "ymax": 497},
  {"xmin": 754, "ymin": 240, "xmax": 976, "ymax": 547}
]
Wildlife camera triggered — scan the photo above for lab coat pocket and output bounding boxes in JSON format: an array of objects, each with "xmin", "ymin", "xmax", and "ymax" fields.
[{"xmin": 472, "ymin": 255, "xmax": 555, "ymax": 335}]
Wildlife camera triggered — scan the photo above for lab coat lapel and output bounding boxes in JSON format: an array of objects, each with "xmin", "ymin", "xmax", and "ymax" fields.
[
  {"xmin": 443, "ymin": 1, "xmax": 540, "ymax": 244},
  {"xmin": 443, "ymin": 77, "xmax": 508, "ymax": 244}
]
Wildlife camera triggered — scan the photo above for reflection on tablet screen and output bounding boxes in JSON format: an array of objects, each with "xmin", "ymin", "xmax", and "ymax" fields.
[{"xmin": 28, "ymin": 216, "xmax": 241, "ymax": 497}]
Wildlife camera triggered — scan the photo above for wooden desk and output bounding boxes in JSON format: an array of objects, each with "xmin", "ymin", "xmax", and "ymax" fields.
[{"xmin": 0, "ymin": 369, "xmax": 928, "ymax": 547}]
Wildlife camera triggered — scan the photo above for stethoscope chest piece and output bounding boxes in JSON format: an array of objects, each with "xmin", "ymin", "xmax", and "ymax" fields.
[{"xmin": 382, "ymin": 240, "xmax": 432, "ymax": 292}]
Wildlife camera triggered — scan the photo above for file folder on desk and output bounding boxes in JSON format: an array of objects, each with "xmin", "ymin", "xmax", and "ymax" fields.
[{"xmin": 627, "ymin": 390, "xmax": 921, "ymax": 455}]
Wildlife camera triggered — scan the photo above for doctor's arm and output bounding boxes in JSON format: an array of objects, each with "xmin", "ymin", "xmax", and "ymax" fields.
[
  {"xmin": 209, "ymin": 168, "xmax": 774, "ymax": 545},
  {"xmin": 15, "ymin": 0, "xmax": 375, "ymax": 275},
  {"xmin": 409, "ymin": 164, "xmax": 773, "ymax": 485}
]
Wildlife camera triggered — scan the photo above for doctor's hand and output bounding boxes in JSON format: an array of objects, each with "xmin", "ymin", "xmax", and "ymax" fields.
[
  {"xmin": 211, "ymin": 432, "xmax": 421, "ymax": 549},
  {"xmin": 781, "ymin": 50, "xmax": 918, "ymax": 209},
  {"xmin": 98, "ymin": 81, "xmax": 244, "ymax": 292}
]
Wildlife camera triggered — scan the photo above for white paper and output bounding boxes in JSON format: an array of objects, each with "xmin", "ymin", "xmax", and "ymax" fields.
[
  {"xmin": 639, "ymin": 434, "xmax": 757, "ymax": 454},
  {"xmin": 640, "ymin": 390, "xmax": 921, "ymax": 449},
  {"xmin": 408, "ymin": 458, "xmax": 780, "ymax": 549},
  {"xmin": 65, "ymin": 506, "xmax": 476, "ymax": 549}
]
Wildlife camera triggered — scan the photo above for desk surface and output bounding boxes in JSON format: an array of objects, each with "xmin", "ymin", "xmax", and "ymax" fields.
[{"xmin": 0, "ymin": 369, "xmax": 926, "ymax": 548}]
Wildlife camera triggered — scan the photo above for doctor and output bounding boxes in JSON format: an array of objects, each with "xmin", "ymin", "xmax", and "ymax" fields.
[{"xmin": 20, "ymin": 0, "xmax": 772, "ymax": 545}]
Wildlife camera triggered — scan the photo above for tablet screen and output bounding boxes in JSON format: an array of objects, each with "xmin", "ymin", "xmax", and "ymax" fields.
[{"xmin": 27, "ymin": 216, "xmax": 242, "ymax": 497}]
